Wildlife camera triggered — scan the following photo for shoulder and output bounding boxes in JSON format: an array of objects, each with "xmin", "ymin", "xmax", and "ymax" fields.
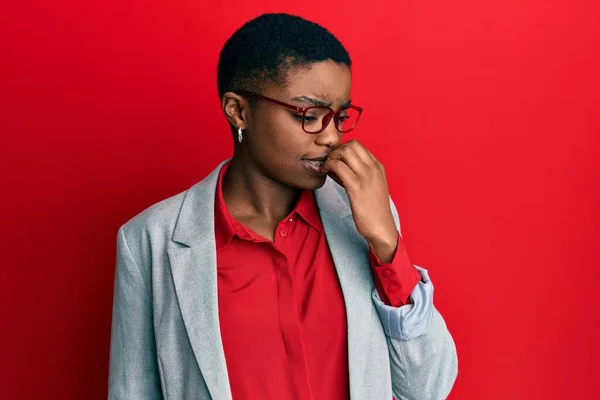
[
  {"xmin": 118, "ymin": 161, "xmax": 226, "ymax": 247},
  {"xmin": 121, "ymin": 189, "xmax": 188, "ymax": 240},
  {"xmin": 117, "ymin": 187, "xmax": 189, "ymax": 261}
]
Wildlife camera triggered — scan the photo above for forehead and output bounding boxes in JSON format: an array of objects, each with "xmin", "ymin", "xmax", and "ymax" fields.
[{"xmin": 272, "ymin": 60, "xmax": 352, "ymax": 104}]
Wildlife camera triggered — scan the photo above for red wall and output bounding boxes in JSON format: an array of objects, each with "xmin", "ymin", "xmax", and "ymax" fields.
[{"xmin": 2, "ymin": 1, "xmax": 599, "ymax": 399}]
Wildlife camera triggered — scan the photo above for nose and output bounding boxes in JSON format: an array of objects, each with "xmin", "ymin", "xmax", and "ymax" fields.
[{"xmin": 314, "ymin": 115, "xmax": 341, "ymax": 148}]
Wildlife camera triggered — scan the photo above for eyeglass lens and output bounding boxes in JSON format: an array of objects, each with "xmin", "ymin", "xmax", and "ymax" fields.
[{"xmin": 302, "ymin": 106, "xmax": 360, "ymax": 133}]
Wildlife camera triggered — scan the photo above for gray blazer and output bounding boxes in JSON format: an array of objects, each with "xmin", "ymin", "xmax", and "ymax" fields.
[{"xmin": 108, "ymin": 161, "xmax": 458, "ymax": 400}]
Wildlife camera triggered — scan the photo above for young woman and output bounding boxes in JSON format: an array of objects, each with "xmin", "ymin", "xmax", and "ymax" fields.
[{"xmin": 108, "ymin": 13, "xmax": 457, "ymax": 400}]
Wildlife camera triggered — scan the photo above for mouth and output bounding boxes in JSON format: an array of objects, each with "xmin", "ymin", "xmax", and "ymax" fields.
[
  {"xmin": 303, "ymin": 159, "xmax": 325, "ymax": 167},
  {"xmin": 301, "ymin": 158, "xmax": 327, "ymax": 174}
]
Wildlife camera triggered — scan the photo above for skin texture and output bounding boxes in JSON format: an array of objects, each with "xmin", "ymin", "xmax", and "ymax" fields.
[{"xmin": 221, "ymin": 60, "xmax": 398, "ymax": 262}]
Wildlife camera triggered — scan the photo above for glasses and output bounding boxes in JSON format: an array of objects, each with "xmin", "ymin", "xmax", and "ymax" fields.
[{"xmin": 239, "ymin": 91, "xmax": 363, "ymax": 134}]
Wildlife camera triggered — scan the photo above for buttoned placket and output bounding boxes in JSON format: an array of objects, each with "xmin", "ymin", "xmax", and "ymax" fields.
[{"xmin": 270, "ymin": 213, "xmax": 314, "ymax": 400}]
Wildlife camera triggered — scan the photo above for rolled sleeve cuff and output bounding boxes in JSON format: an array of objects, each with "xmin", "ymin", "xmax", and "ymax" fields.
[
  {"xmin": 371, "ymin": 266, "xmax": 434, "ymax": 340},
  {"xmin": 369, "ymin": 235, "xmax": 422, "ymax": 307}
]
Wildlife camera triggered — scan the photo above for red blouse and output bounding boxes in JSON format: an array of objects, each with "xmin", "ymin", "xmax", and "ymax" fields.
[{"xmin": 215, "ymin": 162, "xmax": 421, "ymax": 399}]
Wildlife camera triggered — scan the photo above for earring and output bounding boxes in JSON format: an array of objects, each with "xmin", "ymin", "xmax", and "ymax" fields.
[{"xmin": 237, "ymin": 127, "xmax": 243, "ymax": 143}]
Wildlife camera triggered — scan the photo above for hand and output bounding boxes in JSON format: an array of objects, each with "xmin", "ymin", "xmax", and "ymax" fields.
[{"xmin": 322, "ymin": 140, "xmax": 399, "ymax": 263}]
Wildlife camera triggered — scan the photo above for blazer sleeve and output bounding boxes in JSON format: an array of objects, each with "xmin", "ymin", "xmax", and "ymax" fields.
[
  {"xmin": 108, "ymin": 225, "xmax": 163, "ymax": 400},
  {"xmin": 371, "ymin": 197, "xmax": 458, "ymax": 400}
]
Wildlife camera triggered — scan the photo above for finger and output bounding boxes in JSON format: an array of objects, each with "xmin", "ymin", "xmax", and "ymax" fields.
[
  {"xmin": 361, "ymin": 146, "xmax": 379, "ymax": 163},
  {"xmin": 328, "ymin": 144, "xmax": 367, "ymax": 176},
  {"xmin": 323, "ymin": 158, "xmax": 357, "ymax": 189},
  {"xmin": 346, "ymin": 140, "xmax": 376, "ymax": 165},
  {"xmin": 349, "ymin": 140, "xmax": 384, "ymax": 172}
]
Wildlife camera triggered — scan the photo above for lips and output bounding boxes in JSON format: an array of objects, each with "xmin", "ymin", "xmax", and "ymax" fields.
[
  {"xmin": 302, "ymin": 154, "xmax": 328, "ymax": 163},
  {"xmin": 301, "ymin": 157, "xmax": 327, "ymax": 174},
  {"xmin": 304, "ymin": 159, "xmax": 325, "ymax": 167}
]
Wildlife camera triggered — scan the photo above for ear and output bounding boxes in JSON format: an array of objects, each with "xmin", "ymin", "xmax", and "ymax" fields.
[{"xmin": 222, "ymin": 91, "xmax": 250, "ymax": 130}]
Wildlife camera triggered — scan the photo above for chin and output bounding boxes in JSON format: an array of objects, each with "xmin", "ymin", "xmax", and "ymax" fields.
[
  {"xmin": 276, "ymin": 164, "xmax": 328, "ymax": 191},
  {"xmin": 297, "ymin": 174, "xmax": 328, "ymax": 191}
]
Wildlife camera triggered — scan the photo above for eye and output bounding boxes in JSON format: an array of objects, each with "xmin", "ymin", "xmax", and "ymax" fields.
[{"xmin": 293, "ymin": 113, "xmax": 318, "ymax": 123}]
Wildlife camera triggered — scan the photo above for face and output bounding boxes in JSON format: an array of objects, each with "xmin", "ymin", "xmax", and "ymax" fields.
[{"xmin": 238, "ymin": 60, "xmax": 353, "ymax": 190}]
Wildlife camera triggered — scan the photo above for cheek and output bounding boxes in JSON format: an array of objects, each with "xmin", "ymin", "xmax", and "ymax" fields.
[{"xmin": 254, "ymin": 111, "xmax": 308, "ymax": 156}]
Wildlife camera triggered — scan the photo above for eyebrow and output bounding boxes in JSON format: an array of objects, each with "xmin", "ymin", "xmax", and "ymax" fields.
[{"xmin": 292, "ymin": 96, "xmax": 352, "ymax": 108}]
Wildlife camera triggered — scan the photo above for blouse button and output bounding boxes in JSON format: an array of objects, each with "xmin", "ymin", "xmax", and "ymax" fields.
[
  {"xmin": 386, "ymin": 284, "xmax": 398, "ymax": 293},
  {"xmin": 382, "ymin": 269, "xmax": 394, "ymax": 277},
  {"xmin": 279, "ymin": 230, "xmax": 288, "ymax": 237}
]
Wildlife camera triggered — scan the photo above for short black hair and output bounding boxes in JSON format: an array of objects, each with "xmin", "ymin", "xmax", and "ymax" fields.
[{"xmin": 217, "ymin": 13, "xmax": 352, "ymax": 98}]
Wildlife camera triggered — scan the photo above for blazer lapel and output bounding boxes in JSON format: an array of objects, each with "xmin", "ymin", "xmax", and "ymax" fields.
[
  {"xmin": 315, "ymin": 180, "xmax": 375, "ymax": 400},
  {"xmin": 167, "ymin": 161, "xmax": 232, "ymax": 400}
]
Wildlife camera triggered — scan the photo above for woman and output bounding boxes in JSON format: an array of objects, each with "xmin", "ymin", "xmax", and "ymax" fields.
[{"xmin": 108, "ymin": 13, "xmax": 457, "ymax": 400}]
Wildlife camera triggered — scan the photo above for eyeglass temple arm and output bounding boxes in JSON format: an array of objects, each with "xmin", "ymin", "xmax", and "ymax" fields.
[{"xmin": 252, "ymin": 93, "xmax": 305, "ymax": 112}]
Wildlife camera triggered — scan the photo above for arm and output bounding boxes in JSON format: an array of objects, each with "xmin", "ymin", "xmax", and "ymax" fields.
[
  {"xmin": 385, "ymin": 305, "xmax": 458, "ymax": 400},
  {"xmin": 108, "ymin": 226, "xmax": 163, "ymax": 399},
  {"xmin": 321, "ymin": 141, "xmax": 458, "ymax": 398},
  {"xmin": 372, "ymin": 198, "xmax": 457, "ymax": 400}
]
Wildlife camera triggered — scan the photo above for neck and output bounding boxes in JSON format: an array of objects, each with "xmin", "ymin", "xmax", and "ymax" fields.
[{"xmin": 222, "ymin": 156, "xmax": 300, "ymax": 223}]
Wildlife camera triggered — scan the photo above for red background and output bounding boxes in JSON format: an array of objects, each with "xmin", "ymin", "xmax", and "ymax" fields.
[{"xmin": 1, "ymin": 1, "xmax": 599, "ymax": 399}]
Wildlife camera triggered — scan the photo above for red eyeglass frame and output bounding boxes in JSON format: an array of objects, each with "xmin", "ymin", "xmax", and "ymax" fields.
[{"xmin": 238, "ymin": 90, "xmax": 363, "ymax": 134}]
